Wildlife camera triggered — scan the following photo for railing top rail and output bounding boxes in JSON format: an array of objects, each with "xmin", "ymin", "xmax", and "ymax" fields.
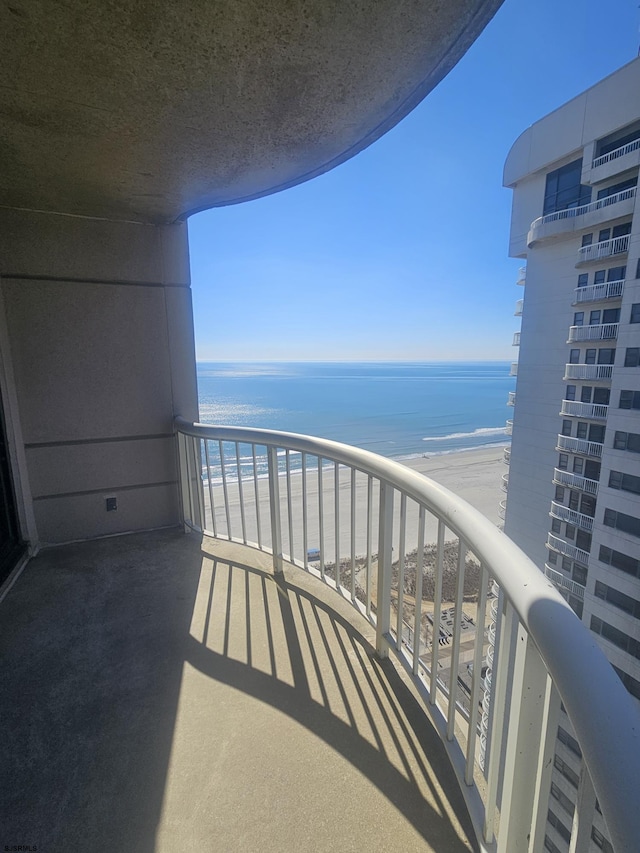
[
  {"xmin": 175, "ymin": 416, "xmax": 640, "ymax": 850},
  {"xmin": 592, "ymin": 136, "xmax": 640, "ymax": 168},
  {"xmin": 530, "ymin": 186, "xmax": 637, "ymax": 229}
]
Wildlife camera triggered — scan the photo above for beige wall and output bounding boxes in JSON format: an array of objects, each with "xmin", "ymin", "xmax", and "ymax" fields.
[{"xmin": 0, "ymin": 209, "xmax": 198, "ymax": 546}]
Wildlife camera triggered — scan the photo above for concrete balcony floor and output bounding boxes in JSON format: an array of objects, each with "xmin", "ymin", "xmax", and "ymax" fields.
[{"xmin": 1, "ymin": 529, "xmax": 477, "ymax": 853}]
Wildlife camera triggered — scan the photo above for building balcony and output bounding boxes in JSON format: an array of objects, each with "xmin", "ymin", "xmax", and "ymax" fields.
[
  {"xmin": 549, "ymin": 501, "xmax": 594, "ymax": 532},
  {"xmin": 503, "ymin": 448, "xmax": 510, "ymax": 464},
  {"xmin": 559, "ymin": 400, "xmax": 608, "ymax": 420},
  {"xmin": 553, "ymin": 467, "xmax": 599, "ymax": 495},
  {"xmin": 509, "ymin": 362, "xmax": 518, "ymax": 377},
  {"xmin": 563, "ymin": 364, "xmax": 613, "ymax": 381},
  {"xmin": 501, "ymin": 472, "xmax": 509, "ymax": 492},
  {"xmin": 556, "ymin": 434, "xmax": 603, "ymax": 458},
  {"xmin": 512, "ymin": 331, "xmax": 521, "ymax": 346},
  {"xmin": 567, "ymin": 323, "xmax": 618, "ymax": 342},
  {"xmin": 546, "ymin": 533, "xmax": 590, "ymax": 566},
  {"xmin": 498, "ymin": 498, "xmax": 507, "ymax": 519},
  {"xmin": 505, "ymin": 418, "xmax": 513, "ymax": 435},
  {"xmin": 576, "ymin": 234, "xmax": 630, "ymax": 265},
  {"xmin": 544, "ymin": 564, "xmax": 586, "ymax": 600},
  {"xmin": 573, "ymin": 278, "xmax": 624, "ymax": 304},
  {"xmin": 514, "ymin": 299, "xmax": 523, "ymax": 316},
  {"xmin": 516, "ymin": 266, "xmax": 526, "ymax": 286},
  {"xmin": 590, "ymin": 137, "xmax": 640, "ymax": 182},
  {"xmin": 507, "ymin": 391, "xmax": 516, "ymax": 407},
  {"xmin": 528, "ymin": 187, "xmax": 637, "ymax": 247}
]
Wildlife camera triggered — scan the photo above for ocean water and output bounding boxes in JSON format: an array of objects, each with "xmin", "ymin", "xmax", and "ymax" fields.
[{"xmin": 197, "ymin": 361, "xmax": 514, "ymax": 464}]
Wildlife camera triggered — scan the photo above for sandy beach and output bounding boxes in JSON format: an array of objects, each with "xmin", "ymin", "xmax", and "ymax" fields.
[{"xmin": 200, "ymin": 445, "xmax": 506, "ymax": 562}]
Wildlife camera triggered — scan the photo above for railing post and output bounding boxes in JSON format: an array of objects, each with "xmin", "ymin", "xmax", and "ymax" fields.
[
  {"xmin": 376, "ymin": 480, "xmax": 394, "ymax": 659},
  {"xmin": 267, "ymin": 445, "xmax": 283, "ymax": 574},
  {"xmin": 176, "ymin": 430, "xmax": 192, "ymax": 532},
  {"xmin": 528, "ymin": 679, "xmax": 561, "ymax": 852},
  {"xmin": 569, "ymin": 766, "xmax": 597, "ymax": 853}
]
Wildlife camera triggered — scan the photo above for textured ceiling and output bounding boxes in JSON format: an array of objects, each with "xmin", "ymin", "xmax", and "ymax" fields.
[{"xmin": 0, "ymin": 0, "xmax": 502, "ymax": 223}]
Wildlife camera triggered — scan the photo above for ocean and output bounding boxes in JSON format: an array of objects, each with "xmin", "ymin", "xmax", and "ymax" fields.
[{"xmin": 197, "ymin": 361, "xmax": 514, "ymax": 462}]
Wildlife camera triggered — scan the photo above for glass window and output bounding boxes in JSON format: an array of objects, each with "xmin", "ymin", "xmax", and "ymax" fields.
[
  {"xmin": 607, "ymin": 265, "xmax": 625, "ymax": 281},
  {"xmin": 580, "ymin": 494, "xmax": 596, "ymax": 516},
  {"xmin": 613, "ymin": 222, "xmax": 632, "ymax": 238},
  {"xmin": 585, "ymin": 349, "xmax": 596, "ymax": 364},
  {"xmin": 577, "ymin": 422, "xmax": 588, "ymax": 439},
  {"xmin": 614, "ymin": 430, "xmax": 627, "ymax": 450},
  {"xmin": 582, "ymin": 233, "xmax": 593, "ymax": 247},
  {"xmin": 565, "ymin": 523, "xmax": 576, "ymax": 540},
  {"xmin": 577, "ymin": 273, "xmax": 588, "ymax": 287},
  {"xmin": 594, "ymin": 269, "xmax": 606, "ymax": 284},
  {"xmin": 620, "ymin": 390, "xmax": 640, "ymax": 410},
  {"xmin": 547, "ymin": 550, "xmax": 558, "ymax": 565},
  {"xmin": 565, "ymin": 385, "xmax": 576, "ymax": 401},
  {"xmin": 555, "ymin": 485, "xmax": 565, "ymax": 502},
  {"xmin": 572, "ymin": 457, "xmax": 583, "ymax": 474},
  {"xmin": 573, "ymin": 312, "xmax": 584, "ymax": 326},
  {"xmin": 597, "ymin": 348, "xmax": 615, "ymax": 364},
  {"xmin": 558, "ymin": 453, "xmax": 568, "ymax": 470},
  {"xmin": 584, "ymin": 460, "xmax": 600, "ymax": 480},
  {"xmin": 569, "ymin": 490, "xmax": 579, "ymax": 510},
  {"xmin": 588, "ymin": 424, "xmax": 605, "ymax": 443},
  {"xmin": 561, "ymin": 420, "xmax": 572, "ymax": 436},
  {"xmin": 625, "ymin": 348, "xmax": 640, "ymax": 367},
  {"xmin": 602, "ymin": 307, "xmax": 620, "ymax": 324},
  {"xmin": 592, "ymin": 387, "xmax": 610, "ymax": 405},
  {"xmin": 599, "ymin": 228, "xmax": 611, "ymax": 242},
  {"xmin": 589, "ymin": 310, "xmax": 601, "ymax": 325},
  {"xmin": 573, "ymin": 564, "xmax": 587, "ymax": 585},
  {"xmin": 580, "ymin": 386, "xmax": 592, "ymax": 403},
  {"xmin": 551, "ymin": 518, "xmax": 561, "ymax": 534},
  {"xmin": 543, "ymin": 159, "xmax": 590, "ymax": 215},
  {"xmin": 631, "ymin": 303, "xmax": 640, "ymax": 324},
  {"xmin": 569, "ymin": 348, "xmax": 580, "ymax": 364},
  {"xmin": 562, "ymin": 556, "xmax": 572, "ymax": 572}
]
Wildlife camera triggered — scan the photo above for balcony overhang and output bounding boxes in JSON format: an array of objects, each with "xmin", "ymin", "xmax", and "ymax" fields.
[{"xmin": 1, "ymin": 0, "xmax": 502, "ymax": 224}]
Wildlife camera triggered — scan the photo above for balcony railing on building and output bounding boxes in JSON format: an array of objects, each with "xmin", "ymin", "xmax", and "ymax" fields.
[
  {"xmin": 573, "ymin": 279, "xmax": 624, "ymax": 305},
  {"xmin": 560, "ymin": 400, "xmax": 608, "ymax": 420},
  {"xmin": 501, "ymin": 472, "xmax": 509, "ymax": 492},
  {"xmin": 512, "ymin": 331, "xmax": 520, "ymax": 346},
  {"xmin": 498, "ymin": 498, "xmax": 507, "ymax": 519},
  {"xmin": 563, "ymin": 364, "xmax": 613, "ymax": 381},
  {"xmin": 549, "ymin": 501, "xmax": 594, "ymax": 532},
  {"xmin": 553, "ymin": 467, "xmax": 599, "ymax": 495},
  {"xmin": 509, "ymin": 362, "xmax": 518, "ymax": 377},
  {"xmin": 174, "ymin": 417, "xmax": 640, "ymax": 853},
  {"xmin": 505, "ymin": 418, "xmax": 513, "ymax": 435},
  {"xmin": 503, "ymin": 448, "xmax": 510, "ymax": 464},
  {"xmin": 556, "ymin": 435, "xmax": 603, "ymax": 458},
  {"xmin": 546, "ymin": 533, "xmax": 590, "ymax": 566},
  {"xmin": 592, "ymin": 137, "xmax": 640, "ymax": 169},
  {"xmin": 514, "ymin": 299, "xmax": 523, "ymax": 316},
  {"xmin": 576, "ymin": 234, "xmax": 630, "ymax": 265},
  {"xmin": 567, "ymin": 323, "xmax": 618, "ymax": 343},
  {"xmin": 544, "ymin": 564, "xmax": 586, "ymax": 600},
  {"xmin": 507, "ymin": 391, "xmax": 516, "ymax": 407},
  {"xmin": 531, "ymin": 187, "xmax": 637, "ymax": 229},
  {"xmin": 516, "ymin": 266, "xmax": 526, "ymax": 286}
]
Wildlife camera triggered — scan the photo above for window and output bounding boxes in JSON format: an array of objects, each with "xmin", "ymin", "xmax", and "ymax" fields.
[
  {"xmin": 580, "ymin": 494, "xmax": 596, "ymax": 517},
  {"xmin": 596, "ymin": 176, "xmax": 638, "ymax": 199},
  {"xmin": 585, "ymin": 348, "xmax": 596, "ymax": 365},
  {"xmin": 603, "ymin": 508, "xmax": 640, "ymax": 539},
  {"xmin": 584, "ymin": 460, "xmax": 600, "ymax": 480},
  {"xmin": 557, "ymin": 725, "xmax": 582, "ymax": 758},
  {"xmin": 565, "ymin": 523, "xmax": 575, "ymax": 540},
  {"xmin": 569, "ymin": 490, "xmax": 579, "ymax": 510},
  {"xmin": 547, "ymin": 808, "xmax": 572, "ymax": 842},
  {"xmin": 619, "ymin": 390, "xmax": 640, "ymax": 410},
  {"xmin": 572, "ymin": 456, "xmax": 583, "ymax": 475},
  {"xmin": 631, "ymin": 304, "xmax": 640, "ymax": 324},
  {"xmin": 577, "ymin": 273, "xmax": 588, "ymax": 287},
  {"xmin": 597, "ymin": 348, "xmax": 615, "ymax": 365},
  {"xmin": 544, "ymin": 836, "xmax": 562, "ymax": 853},
  {"xmin": 553, "ymin": 756, "xmax": 579, "ymax": 788},
  {"xmin": 594, "ymin": 581, "xmax": 640, "ymax": 619},
  {"xmin": 602, "ymin": 307, "xmax": 620, "ymax": 324},
  {"xmin": 548, "ymin": 550, "xmax": 558, "ymax": 565},
  {"xmin": 543, "ymin": 159, "xmax": 590, "ymax": 215},
  {"xmin": 613, "ymin": 665, "xmax": 640, "ymax": 700},
  {"xmin": 575, "ymin": 529, "xmax": 591, "ymax": 552},
  {"xmin": 573, "ymin": 311, "xmax": 584, "ymax": 326},
  {"xmin": 550, "ymin": 782, "xmax": 575, "ymax": 817},
  {"xmin": 592, "ymin": 387, "xmax": 609, "ymax": 405},
  {"xmin": 608, "ymin": 470, "xmax": 640, "ymax": 495},
  {"xmin": 607, "ymin": 265, "xmax": 625, "ymax": 281},
  {"xmin": 591, "ymin": 615, "xmax": 640, "ymax": 660},
  {"xmin": 582, "ymin": 233, "xmax": 593, "ymax": 247},
  {"xmin": 580, "ymin": 386, "xmax": 592, "ymax": 403},
  {"xmin": 565, "ymin": 385, "xmax": 576, "ymax": 401},
  {"xmin": 625, "ymin": 348, "xmax": 640, "ymax": 367},
  {"xmin": 576, "ymin": 422, "xmax": 588, "ymax": 439},
  {"xmin": 558, "ymin": 453, "xmax": 568, "ymax": 470},
  {"xmin": 613, "ymin": 222, "xmax": 632, "ymax": 238},
  {"xmin": 569, "ymin": 349, "xmax": 580, "ymax": 364},
  {"xmin": 588, "ymin": 424, "xmax": 605, "ymax": 443},
  {"xmin": 554, "ymin": 485, "xmax": 565, "ymax": 502},
  {"xmin": 594, "ymin": 269, "xmax": 606, "ymax": 285},
  {"xmin": 613, "ymin": 431, "xmax": 640, "ymax": 453},
  {"xmin": 562, "ymin": 556, "xmax": 572, "ymax": 572},
  {"xmin": 572, "ymin": 563, "xmax": 587, "ymax": 585},
  {"xmin": 551, "ymin": 518, "xmax": 562, "ymax": 534},
  {"xmin": 591, "ymin": 826, "xmax": 614, "ymax": 853},
  {"xmin": 599, "ymin": 544, "xmax": 640, "ymax": 578},
  {"xmin": 561, "ymin": 420, "xmax": 572, "ymax": 437},
  {"xmin": 589, "ymin": 310, "xmax": 601, "ymax": 325},
  {"xmin": 599, "ymin": 228, "xmax": 610, "ymax": 242}
]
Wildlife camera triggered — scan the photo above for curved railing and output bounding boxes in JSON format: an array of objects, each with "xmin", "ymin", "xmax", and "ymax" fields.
[
  {"xmin": 530, "ymin": 187, "xmax": 636, "ymax": 230},
  {"xmin": 175, "ymin": 418, "xmax": 640, "ymax": 853}
]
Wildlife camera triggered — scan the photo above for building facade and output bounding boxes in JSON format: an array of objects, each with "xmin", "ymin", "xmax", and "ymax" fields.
[{"xmin": 503, "ymin": 57, "xmax": 640, "ymax": 853}]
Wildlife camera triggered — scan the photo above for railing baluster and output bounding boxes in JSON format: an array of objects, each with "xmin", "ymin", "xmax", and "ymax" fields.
[
  {"xmin": 376, "ymin": 480, "xmax": 394, "ymax": 658},
  {"xmin": 286, "ymin": 449, "xmax": 294, "ymax": 563},
  {"xmin": 204, "ymin": 439, "xmax": 217, "ymax": 537},
  {"xmin": 413, "ymin": 506, "xmax": 425, "ymax": 676},
  {"xmin": 430, "ymin": 520, "xmax": 444, "ymax": 704},
  {"xmin": 334, "ymin": 461, "xmax": 340, "ymax": 590},
  {"xmin": 318, "ymin": 457, "xmax": 325, "ymax": 579},
  {"xmin": 302, "ymin": 451, "xmax": 308, "ymax": 570},
  {"xmin": 350, "ymin": 467, "xmax": 356, "ymax": 601},
  {"xmin": 466, "ymin": 562, "xmax": 488, "ymax": 785},
  {"xmin": 267, "ymin": 445, "xmax": 283, "ymax": 574},
  {"xmin": 396, "ymin": 493, "xmax": 407, "ymax": 652},
  {"xmin": 447, "ymin": 538, "xmax": 466, "ymax": 741},
  {"xmin": 529, "ymin": 679, "xmax": 562, "ymax": 851},
  {"xmin": 219, "ymin": 440, "xmax": 231, "ymax": 539},
  {"xmin": 252, "ymin": 444, "xmax": 262, "ymax": 548},
  {"xmin": 366, "ymin": 474, "xmax": 373, "ymax": 618},
  {"xmin": 568, "ymin": 764, "xmax": 597, "ymax": 853},
  {"xmin": 235, "ymin": 441, "xmax": 247, "ymax": 545},
  {"xmin": 177, "ymin": 431, "xmax": 192, "ymax": 531},
  {"xmin": 190, "ymin": 436, "xmax": 205, "ymax": 531}
]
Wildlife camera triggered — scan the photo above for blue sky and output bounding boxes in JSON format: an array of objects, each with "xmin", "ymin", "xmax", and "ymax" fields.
[{"xmin": 188, "ymin": 0, "xmax": 639, "ymax": 362}]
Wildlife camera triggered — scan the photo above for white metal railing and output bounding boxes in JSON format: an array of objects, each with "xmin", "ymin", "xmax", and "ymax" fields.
[
  {"xmin": 563, "ymin": 364, "xmax": 613, "ymax": 381},
  {"xmin": 509, "ymin": 363, "xmax": 518, "ymax": 377},
  {"xmin": 574, "ymin": 279, "xmax": 624, "ymax": 304},
  {"xmin": 507, "ymin": 391, "xmax": 516, "ymax": 407},
  {"xmin": 503, "ymin": 448, "xmax": 510, "ymax": 464},
  {"xmin": 175, "ymin": 418, "xmax": 640, "ymax": 853},
  {"xmin": 531, "ymin": 187, "xmax": 636, "ymax": 229},
  {"xmin": 544, "ymin": 565, "xmax": 586, "ymax": 600},
  {"xmin": 560, "ymin": 400, "xmax": 608, "ymax": 420},
  {"xmin": 549, "ymin": 501, "xmax": 594, "ymax": 532},
  {"xmin": 516, "ymin": 266, "xmax": 526, "ymax": 286},
  {"xmin": 553, "ymin": 467, "xmax": 599, "ymax": 495},
  {"xmin": 592, "ymin": 137, "xmax": 640, "ymax": 169},
  {"xmin": 556, "ymin": 435, "xmax": 603, "ymax": 458},
  {"xmin": 567, "ymin": 323, "xmax": 618, "ymax": 342},
  {"xmin": 512, "ymin": 331, "xmax": 521, "ymax": 346},
  {"xmin": 498, "ymin": 499, "xmax": 507, "ymax": 519},
  {"xmin": 505, "ymin": 419, "xmax": 513, "ymax": 436},
  {"xmin": 577, "ymin": 234, "xmax": 630, "ymax": 264},
  {"xmin": 501, "ymin": 472, "xmax": 509, "ymax": 492},
  {"xmin": 514, "ymin": 299, "xmax": 523, "ymax": 316},
  {"xmin": 546, "ymin": 533, "xmax": 590, "ymax": 566}
]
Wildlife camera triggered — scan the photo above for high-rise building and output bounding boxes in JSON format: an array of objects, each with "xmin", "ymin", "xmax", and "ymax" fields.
[{"xmin": 503, "ymin": 57, "xmax": 640, "ymax": 853}]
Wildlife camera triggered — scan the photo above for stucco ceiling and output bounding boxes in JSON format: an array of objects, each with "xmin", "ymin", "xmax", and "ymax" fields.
[{"xmin": 1, "ymin": 0, "xmax": 501, "ymax": 223}]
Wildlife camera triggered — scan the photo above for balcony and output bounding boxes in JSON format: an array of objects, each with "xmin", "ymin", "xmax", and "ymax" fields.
[
  {"xmin": 507, "ymin": 391, "xmax": 516, "ymax": 407},
  {"xmin": 567, "ymin": 323, "xmax": 618, "ymax": 342},
  {"xmin": 528, "ymin": 188, "xmax": 637, "ymax": 247},
  {"xmin": 591, "ymin": 137, "xmax": 640, "ymax": 181},
  {"xmin": 503, "ymin": 448, "xmax": 510, "ymax": 464},
  {"xmin": 573, "ymin": 278, "xmax": 624, "ymax": 304},
  {"xmin": 512, "ymin": 331, "xmax": 520, "ymax": 346},
  {"xmin": 509, "ymin": 362, "xmax": 518, "ymax": 377},
  {"xmin": 514, "ymin": 299, "xmax": 523, "ymax": 316},
  {"xmin": 549, "ymin": 501, "xmax": 594, "ymax": 532},
  {"xmin": 563, "ymin": 364, "xmax": 613, "ymax": 381},
  {"xmin": 498, "ymin": 498, "xmax": 507, "ymax": 519},
  {"xmin": 505, "ymin": 418, "xmax": 513, "ymax": 435},
  {"xmin": 501, "ymin": 472, "xmax": 509, "ymax": 492},
  {"xmin": 576, "ymin": 234, "xmax": 630, "ymax": 265},
  {"xmin": 559, "ymin": 400, "xmax": 608, "ymax": 420},
  {"xmin": 553, "ymin": 467, "xmax": 599, "ymax": 495},
  {"xmin": 544, "ymin": 564, "xmax": 586, "ymax": 600},
  {"xmin": 516, "ymin": 266, "xmax": 526, "ymax": 286},
  {"xmin": 546, "ymin": 533, "xmax": 590, "ymax": 566},
  {"xmin": 556, "ymin": 435, "xmax": 603, "ymax": 458}
]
